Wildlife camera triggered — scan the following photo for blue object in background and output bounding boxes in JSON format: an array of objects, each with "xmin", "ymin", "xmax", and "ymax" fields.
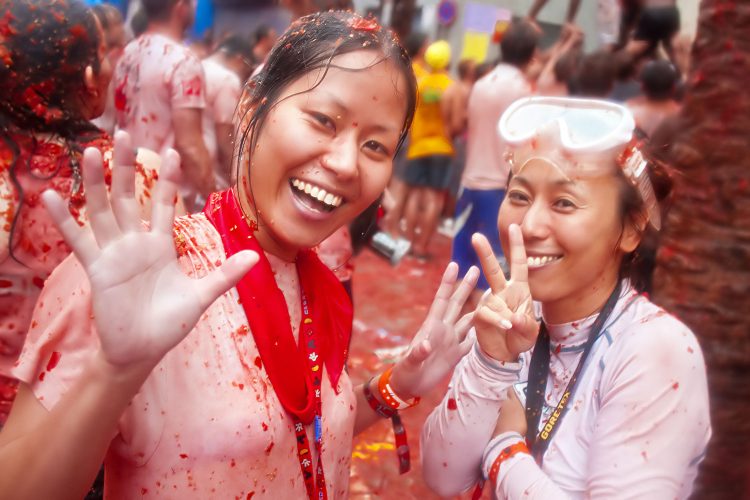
[
  {"xmin": 83, "ymin": 0, "xmax": 127, "ymax": 14},
  {"xmin": 192, "ymin": 0, "xmax": 215, "ymax": 39}
]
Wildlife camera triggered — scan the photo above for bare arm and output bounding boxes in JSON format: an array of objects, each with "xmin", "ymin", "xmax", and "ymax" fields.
[
  {"xmin": 0, "ymin": 358, "xmax": 152, "ymax": 500},
  {"xmin": 565, "ymin": 0, "xmax": 581, "ymax": 23},
  {"xmin": 172, "ymin": 107, "xmax": 216, "ymax": 199},
  {"xmin": 528, "ymin": 0, "xmax": 548, "ymax": 20}
]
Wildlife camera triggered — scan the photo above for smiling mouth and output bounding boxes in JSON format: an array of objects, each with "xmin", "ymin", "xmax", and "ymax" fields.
[
  {"xmin": 290, "ymin": 178, "xmax": 343, "ymax": 213},
  {"xmin": 527, "ymin": 255, "xmax": 562, "ymax": 269}
]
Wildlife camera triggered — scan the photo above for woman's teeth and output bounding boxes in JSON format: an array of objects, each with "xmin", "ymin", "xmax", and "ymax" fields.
[
  {"xmin": 291, "ymin": 178, "xmax": 343, "ymax": 209},
  {"xmin": 527, "ymin": 255, "xmax": 561, "ymax": 268}
]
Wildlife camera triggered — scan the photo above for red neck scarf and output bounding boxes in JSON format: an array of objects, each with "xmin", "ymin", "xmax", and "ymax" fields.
[{"xmin": 203, "ymin": 190, "xmax": 352, "ymax": 424}]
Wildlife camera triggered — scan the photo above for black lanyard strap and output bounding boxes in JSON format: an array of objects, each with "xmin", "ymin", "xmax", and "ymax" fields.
[{"xmin": 524, "ymin": 281, "xmax": 623, "ymax": 464}]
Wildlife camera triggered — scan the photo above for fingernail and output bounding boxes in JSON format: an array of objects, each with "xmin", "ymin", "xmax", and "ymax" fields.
[{"xmin": 500, "ymin": 318, "xmax": 513, "ymax": 329}]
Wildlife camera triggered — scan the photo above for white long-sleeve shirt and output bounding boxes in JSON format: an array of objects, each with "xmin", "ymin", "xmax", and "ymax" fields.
[{"xmin": 421, "ymin": 283, "xmax": 711, "ymax": 499}]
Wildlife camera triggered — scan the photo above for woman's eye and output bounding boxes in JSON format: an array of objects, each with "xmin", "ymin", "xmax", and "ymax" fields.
[
  {"xmin": 363, "ymin": 140, "xmax": 389, "ymax": 157},
  {"xmin": 311, "ymin": 112, "xmax": 335, "ymax": 131},
  {"xmin": 507, "ymin": 191, "xmax": 530, "ymax": 204},
  {"xmin": 554, "ymin": 198, "xmax": 577, "ymax": 210}
]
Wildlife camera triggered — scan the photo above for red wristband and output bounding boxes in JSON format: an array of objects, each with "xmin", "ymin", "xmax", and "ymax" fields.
[
  {"xmin": 488, "ymin": 441, "xmax": 530, "ymax": 485},
  {"xmin": 377, "ymin": 366, "xmax": 420, "ymax": 411}
]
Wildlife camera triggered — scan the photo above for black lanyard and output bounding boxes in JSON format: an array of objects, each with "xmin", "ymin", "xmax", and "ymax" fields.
[{"xmin": 524, "ymin": 281, "xmax": 622, "ymax": 464}]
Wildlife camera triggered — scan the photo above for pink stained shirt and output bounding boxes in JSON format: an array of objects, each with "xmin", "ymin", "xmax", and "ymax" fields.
[
  {"xmin": 421, "ymin": 283, "xmax": 711, "ymax": 499},
  {"xmin": 461, "ymin": 64, "xmax": 534, "ymax": 191},
  {"xmin": 12, "ymin": 213, "xmax": 356, "ymax": 499},
  {"xmin": 114, "ymin": 34, "xmax": 206, "ymax": 158}
]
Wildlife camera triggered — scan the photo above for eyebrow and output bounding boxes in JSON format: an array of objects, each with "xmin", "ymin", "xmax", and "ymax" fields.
[
  {"xmin": 320, "ymin": 90, "xmax": 399, "ymax": 134},
  {"xmin": 512, "ymin": 175, "xmax": 579, "ymax": 190}
]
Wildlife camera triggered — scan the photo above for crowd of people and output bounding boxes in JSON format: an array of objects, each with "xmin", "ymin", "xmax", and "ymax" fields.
[{"xmin": 0, "ymin": 0, "xmax": 710, "ymax": 499}]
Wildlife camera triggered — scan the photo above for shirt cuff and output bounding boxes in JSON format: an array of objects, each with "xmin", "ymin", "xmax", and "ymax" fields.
[
  {"xmin": 482, "ymin": 431, "xmax": 530, "ymax": 480},
  {"xmin": 471, "ymin": 339, "xmax": 524, "ymax": 377}
]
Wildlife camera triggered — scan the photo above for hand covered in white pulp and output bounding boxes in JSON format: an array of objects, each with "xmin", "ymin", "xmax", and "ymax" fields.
[
  {"xmin": 472, "ymin": 224, "xmax": 539, "ymax": 362},
  {"xmin": 43, "ymin": 132, "xmax": 258, "ymax": 370},
  {"xmin": 390, "ymin": 262, "xmax": 479, "ymax": 400}
]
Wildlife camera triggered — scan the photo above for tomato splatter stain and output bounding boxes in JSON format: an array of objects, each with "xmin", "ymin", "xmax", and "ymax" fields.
[
  {"xmin": 265, "ymin": 441, "xmax": 274, "ymax": 453},
  {"xmin": 46, "ymin": 351, "xmax": 62, "ymax": 371},
  {"xmin": 447, "ymin": 398, "xmax": 457, "ymax": 410},
  {"xmin": 672, "ymin": 382, "xmax": 679, "ymax": 390},
  {"xmin": 179, "ymin": 454, "xmax": 188, "ymax": 459},
  {"xmin": 261, "ymin": 422, "xmax": 268, "ymax": 431},
  {"xmin": 254, "ymin": 356, "xmax": 262, "ymax": 369}
]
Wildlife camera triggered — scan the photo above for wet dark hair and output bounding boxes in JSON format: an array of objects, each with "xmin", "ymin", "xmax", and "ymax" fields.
[
  {"xmin": 234, "ymin": 11, "xmax": 417, "ymax": 206},
  {"xmin": 640, "ymin": 60, "xmax": 679, "ymax": 101},
  {"xmin": 615, "ymin": 141, "xmax": 674, "ymax": 293},
  {"xmin": 0, "ymin": 0, "xmax": 106, "ymax": 264},
  {"xmin": 500, "ymin": 20, "xmax": 539, "ymax": 67}
]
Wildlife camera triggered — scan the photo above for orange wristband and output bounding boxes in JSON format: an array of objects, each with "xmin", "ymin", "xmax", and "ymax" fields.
[
  {"xmin": 488, "ymin": 441, "xmax": 530, "ymax": 484},
  {"xmin": 377, "ymin": 366, "xmax": 420, "ymax": 410}
]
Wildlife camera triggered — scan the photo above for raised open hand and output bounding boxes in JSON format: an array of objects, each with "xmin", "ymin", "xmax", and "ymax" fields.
[
  {"xmin": 471, "ymin": 224, "xmax": 539, "ymax": 362},
  {"xmin": 389, "ymin": 262, "xmax": 479, "ymax": 399},
  {"xmin": 42, "ymin": 132, "xmax": 258, "ymax": 369}
]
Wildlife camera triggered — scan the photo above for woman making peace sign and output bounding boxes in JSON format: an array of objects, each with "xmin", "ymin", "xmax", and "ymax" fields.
[
  {"xmin": 0, "ymin": 10, "xmax": 479, "ymax": 499},
  {"xmin": 421, "ymin": 97, "xmax": 710, "ymax": 499}
]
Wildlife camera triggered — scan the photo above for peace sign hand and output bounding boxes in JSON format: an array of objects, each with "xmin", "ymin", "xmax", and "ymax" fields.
[
  {"xmin": 42, "ymin": 132, "xmax": 258, "ymax": 371},
  {"xmin": 471, "ymin": 224, "xmax": 539, "ymax": 362},
  {"xmin": 389, "ymin": 262, "xmax": 479, "ymax": 399}
]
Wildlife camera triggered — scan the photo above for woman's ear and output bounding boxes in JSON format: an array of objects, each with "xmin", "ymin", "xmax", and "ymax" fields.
[
  {"xmin": 619, "ymin": 214, "xmax": 646, "ymax": 254},
  {"xmin": 84, "ymin": 65, "xmax": 98, "ymax": 95}
]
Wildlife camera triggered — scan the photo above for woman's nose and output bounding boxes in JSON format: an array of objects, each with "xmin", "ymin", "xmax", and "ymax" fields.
[
  {"xmin": 520, "ymin": 201, "xmax": 551, "ymax": 241},
  {"xmin": 322, "ymin": 135, "xmax": 358, "ymax": 179}
]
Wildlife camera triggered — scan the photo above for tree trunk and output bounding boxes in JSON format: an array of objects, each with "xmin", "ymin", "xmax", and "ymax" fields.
[{"xmin": 651, "ymin": 1, "xmax": 750, "ymax": 498}]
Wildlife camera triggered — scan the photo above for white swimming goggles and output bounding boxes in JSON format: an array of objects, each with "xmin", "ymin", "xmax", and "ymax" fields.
[{"xmin": 498, "ymin": 96, "xmax": 661, "ymax": 230}]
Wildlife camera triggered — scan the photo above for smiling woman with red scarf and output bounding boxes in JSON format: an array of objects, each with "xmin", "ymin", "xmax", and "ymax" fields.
[{"xmin": 0, "ymin": 10, "xmax": 479, "ymax": 499}]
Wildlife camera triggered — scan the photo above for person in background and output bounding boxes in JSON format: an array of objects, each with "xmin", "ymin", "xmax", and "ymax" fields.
[
  {"xmin": 608, "ymin": 50, "xmax": 644, "ymax": 103},
  {"xmin": 0, "ymin": 0, "xmax": 158, "ymax": 429},
  {"xmin": 574, "ymin": 51, "xmax": 616, "ymax": 98},
  {"xmin": 536, "ymin": 26, "xmax": 583, "ymax": 97},
  {"xmin": 91, "ymin": 3, "xmax": 128, "ymax": 135},
  {"xmin": 402, "ymin": 40, "xmax": 455, "ymax": 260},
  {"xmin": 114, "ymin": 0, "xmax": 215, "ymax": 210},
  {"xmin": 622, "ymin": 0, "xmax": 680, "ymax": 65},
  {"xmin": 440, "ymin": 59, "xmax": 476, "ymax": 233},
  {"xmin": 252, "ymin": 24, "xmax": 278, "ymax": 65},
  {"xmin": 130, "ymin": 7, "xmax": 148, "ymax": 38},
  {"xmin": 382, "ymin": 31, "xmax": 429, "ymax": 238},
  {"xmin": 451, "ymin": 20, "xmax": 538, "ymax": 306},
  {"xmin": 626, "ymin": 59, "xmax": 681, "ymax": 137},
  {"xmin": 202, "ymin": 35, "xmax": 254, "ymax": 189}
]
